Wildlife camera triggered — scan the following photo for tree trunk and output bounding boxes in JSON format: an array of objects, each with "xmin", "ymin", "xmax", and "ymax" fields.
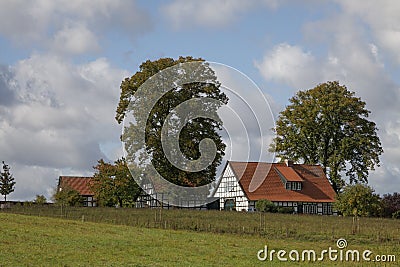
[{"xmin": 331, "ymin": 182, "xmax": 338, "ymax": 194}]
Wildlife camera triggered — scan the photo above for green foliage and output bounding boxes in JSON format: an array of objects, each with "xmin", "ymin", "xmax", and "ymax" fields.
[
  {"xmin": 256, "ymin": 200, "xmax": 294, "ymax": 214},
  {"xmin": 256, "ymin": 199, "xmax": 277, "ymax": 212},
  {"xmin": 277, "ymin": 207, "xmax": 295, "ymax": 214},
  {"xmin": 91, "ymin": 158, "xmax": 142, "ymax": 207},
  {"xmin": 117, "ymin": 56, "xmax": 228, "ymax": 187},
  {"xmin": 381, "ymin": 192, "xmax": 400, "ymax": 218},
  {"xmin": 270, "ymin": 81, "xmax": 383, "ymax": 192},
  {"xmin": 34, "ymin": 195, "xmax": 47, "ymax": 205},
  {"xmin": 392, "ymin": 210, "xmax": 400, "ymax": 219},
  {"xmin": 334, "ymin": 184, "xmax": 383, "ymax": 217},
  {"xmin": 53, "ymin": 186, "xmax": 83, "ymax": 207},
  {"xmin": 0, "ymin": 161, "xmax": 16, "ymax": 202},
  {"xmin": 23, "ymin": 201, "xmax": 33, "ymax": 206}
]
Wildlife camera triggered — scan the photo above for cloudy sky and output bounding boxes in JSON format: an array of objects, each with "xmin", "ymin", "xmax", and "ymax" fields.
[{"xmin": 0, "ymin": 0, "xmax": 399, "ymax": 201}]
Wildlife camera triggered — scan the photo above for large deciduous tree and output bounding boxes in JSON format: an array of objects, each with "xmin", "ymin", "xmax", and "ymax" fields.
[
  {"xmin": 0, "ymin": 161, "xmax": 16, "ymax": 202},
  {"xmin": 91, "ymin": 159, "xmax": 142, "ymax": 207},
  {"xmin": 116, "ymin": 56, "xmax": 228, "ymax": 187},
  {"xmin": 270, "ymin": 81, "xmax": 383, "ymax": 192}
]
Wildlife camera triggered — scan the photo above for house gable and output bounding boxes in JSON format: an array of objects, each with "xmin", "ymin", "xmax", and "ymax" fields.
[{"xmin": 213, "ymin": 163, "xmax": 249, "ymax": 211}]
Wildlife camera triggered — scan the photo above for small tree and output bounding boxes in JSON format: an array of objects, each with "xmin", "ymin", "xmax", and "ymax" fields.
[
  {"xmin": 53, "ymin": 186, "xmax": 83, "ymax": 207},
  {"xmin": 91, "ymin": 158, "xmax": 142, "ymax": 207},
  {"xmin": 0, "ymin": 161, "xmax": 16, "ymax": 202},
  {"xmin": 334, "ymin": 184, "xmax": 382, "ymax": 217},
  {"xmin": 34, "ymin": 194, "xmax": 47, "ymax": 205},
  {"xmin": 256, "ymin": 199, "xmax": 277, "ymax": 213}
]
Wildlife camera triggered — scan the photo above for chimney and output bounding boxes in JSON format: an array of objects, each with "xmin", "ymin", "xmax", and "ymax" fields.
[{"xmin": 285, "ymin": 159, "xmax": 294, "ymax": 167}]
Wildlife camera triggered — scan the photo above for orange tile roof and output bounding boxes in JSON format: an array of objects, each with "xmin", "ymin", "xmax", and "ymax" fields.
[
  {"xmin": 59, "ymin": 176, "xmax": 94, "ymax": 196},
  {"xmin": 229, "ymin": 161, "xmax": 336, "ymax": 203},
  {"xmin": 275, "ymin": 166, "xmax": 303, "ymax": 182}
]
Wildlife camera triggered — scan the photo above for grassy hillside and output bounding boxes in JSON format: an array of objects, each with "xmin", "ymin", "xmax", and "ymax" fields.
[
  {"xmin": 0, "ymin": 210, "xmax": 399, "ymax": 266},
  {"xmin": 4, "ymin": 205, "xmax": 400, "ymax": 244}
]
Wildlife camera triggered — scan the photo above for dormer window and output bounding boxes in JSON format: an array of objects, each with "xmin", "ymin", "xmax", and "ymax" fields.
[
  {"xmin": 286, "ymin": 181, "xmax": 302, "ymax": 191},
  {"xmin": 275, "ymin": 165, "xmax": 304, "ymax": 191}
]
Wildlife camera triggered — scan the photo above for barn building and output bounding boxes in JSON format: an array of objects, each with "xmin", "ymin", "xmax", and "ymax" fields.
[
  {"xmin": 57, "ymin": 176, "xmax": 96, "ymax": 207},
  {"xmin": 213, "ymin": 160, "xmax": 336, "ymax": 214}
]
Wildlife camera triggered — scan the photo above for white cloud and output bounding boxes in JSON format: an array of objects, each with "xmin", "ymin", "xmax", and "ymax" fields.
[
  {"xmin": 254, "ymin": 43, "xmax": 320, "ymax": 89},
  {"xmin": 0, "ymin": 0, "xmax": 54, "ymax": 43},
  {"xmin": 334, "ymin": 0, "xmax": 400, "ymax": 64},
  {"xmin": 162, "ymin": 0, "xmax": 279, "ymax": 29},
  {"xmin": 0, "ymin": 0, "xmax": 152, "ymax": 53},
  {"xmin": 0, "ymin": 54, "xmax": 129, "ymax": 200},
  {"xmin": 374, "ymin": 29, "xmax": 400, "ymax": 64},
  {"xmin": 51, "ymin": 23, "xmax": 100, "ymax": 55}
]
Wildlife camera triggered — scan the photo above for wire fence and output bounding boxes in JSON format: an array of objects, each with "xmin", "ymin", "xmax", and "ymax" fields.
[{"xmin": 1, "ymin": 205, "xmax": 399, "ymax": 245}]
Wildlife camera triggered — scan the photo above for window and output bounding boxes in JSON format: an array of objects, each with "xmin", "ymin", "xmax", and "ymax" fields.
[
  {"xmin": 227, "ymin": 181, "xmax": 235, "ymax": 192},
  {"xmin": 286, "ymin": 183, "xmax": 291, "ymax": 190},
  {"xmin": 295, "ymin": 182, "xmax": 302, "ymax": 190},
  {"xmin": 322, "ymin": 203, "xmax": 327, "ymax": 215},
  {"xmin": 286, "ymin": 182, "xmax": 302, "ymax": 191},
  {"xmin": 304, "ymin": 204, "xmax": 317, "ymax": 214},
  {"xmin": 323, "ymin": 203, "xmax": 333, "ymax": 215}
]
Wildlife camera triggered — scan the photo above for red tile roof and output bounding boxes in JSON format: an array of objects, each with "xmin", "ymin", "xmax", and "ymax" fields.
[
  {"xmin": 59, "ymin": 176, "xmax": 94, "ymax": 196},
  {"xmin": 229, "ymin": 161, "xmax": 336, "ymax": 203}
]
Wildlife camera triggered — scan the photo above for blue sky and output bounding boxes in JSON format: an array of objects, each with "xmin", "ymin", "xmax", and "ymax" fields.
[{"xmin": 0, "ymin": 0, "xmax": 399, "ymax": 200}]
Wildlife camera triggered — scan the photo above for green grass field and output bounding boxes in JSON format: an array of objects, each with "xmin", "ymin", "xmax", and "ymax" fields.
[{"xmin": 0, "ymin": 208, "xmax": 399, "ymax": 266}]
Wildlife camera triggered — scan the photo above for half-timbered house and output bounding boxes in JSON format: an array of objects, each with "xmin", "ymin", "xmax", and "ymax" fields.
[{"xmin": 213, "ymin": 160, "xmax": 336, "ymax": 214}]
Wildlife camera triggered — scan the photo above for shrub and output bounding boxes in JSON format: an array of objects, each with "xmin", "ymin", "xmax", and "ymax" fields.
[
  {"xmin": 392, "ymin": 210, "xmax": 400, "ymax": 219},
  {"xmin": 277, "ymin": 207, "xmax": 294, "ymax": 214},
  {"xmin": 256, "ymin": 200, "xmax": 277, "ymax": 213},
  {"xmin": 34, "ymin": 195, "xmax": 47, "ymax": 205},
  {"xmin": 23, "ymin": 201, "xmax": 33, "ymax": 206},
  {"xmin": 53, "ymin": 187, "xmax": 83, "ymax": 207}
]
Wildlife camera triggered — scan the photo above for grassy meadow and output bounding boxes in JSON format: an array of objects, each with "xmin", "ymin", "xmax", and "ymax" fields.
[{"xmin": 0, "ymin": 207, "xmax": 399, "ymax": 266}]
